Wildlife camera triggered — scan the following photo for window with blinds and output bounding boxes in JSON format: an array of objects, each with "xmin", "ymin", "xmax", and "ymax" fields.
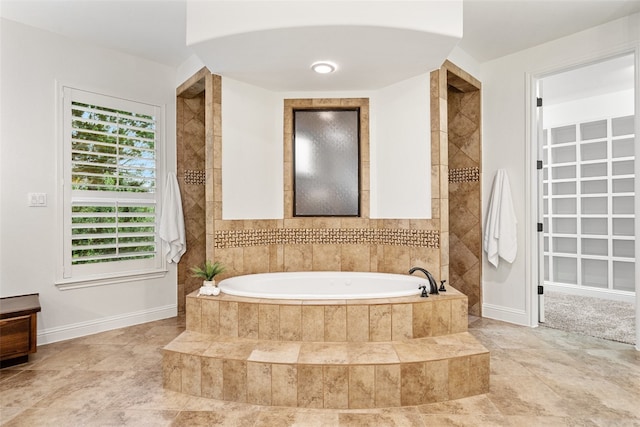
[
  {"xmin": 70, "ymin": 201, "xmax": 156, "ymax": 265},
  {"xmin": 61, "ymin": 87, "xmax": 164, "ymax": 284}
]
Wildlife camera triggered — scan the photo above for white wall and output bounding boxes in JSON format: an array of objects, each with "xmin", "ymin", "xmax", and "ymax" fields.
[
  {"xmin": 371, "ymin": 73, "xmax": 430, "ymax": 218},
  {"xmin": 176, "ymin": 53, "xmax": 206, "ymax": 88},
  {"xmin": 222, "ymin": 78, "xmax": 283, "ymax": 219},
  {"xmin": 0, "ymin": 19, "xmax": 178, "ymax": 343},
  {"xmin": 220, "ymin": 74, "xmax": 431, "ymax": 219},
  {"xmin": 447, "ymin": 46, "xmax": 482, "ymax": 80},
  {"xmin": 479, "ymin": 13, "xmax": 640, "ymax": 327}
]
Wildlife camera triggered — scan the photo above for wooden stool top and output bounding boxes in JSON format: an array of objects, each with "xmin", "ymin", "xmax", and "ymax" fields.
[{"xmin": 0, "ymin": 294, "xmax": 41, "ymax": 319}]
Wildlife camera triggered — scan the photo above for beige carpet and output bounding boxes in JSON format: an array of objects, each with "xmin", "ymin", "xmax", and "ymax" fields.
[{"xmin": 540, "ymin": 290, "xmax": 636, "ymax": 345}]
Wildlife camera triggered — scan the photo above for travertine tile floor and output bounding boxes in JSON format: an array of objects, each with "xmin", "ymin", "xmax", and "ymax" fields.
[{"xmin": 1, "ymin": 315, "xmax": 638, "ymax": 426}]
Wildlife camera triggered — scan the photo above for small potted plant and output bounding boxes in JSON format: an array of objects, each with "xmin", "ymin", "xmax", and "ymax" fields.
[{"xmin": 191, "ymin": 260, "xmax": 225, "ymax": 296}]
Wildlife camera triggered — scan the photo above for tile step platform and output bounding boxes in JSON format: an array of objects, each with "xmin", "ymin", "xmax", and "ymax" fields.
[{"xmin": 163, "ymin": 331, "xmax": 490, "ymax": 408}]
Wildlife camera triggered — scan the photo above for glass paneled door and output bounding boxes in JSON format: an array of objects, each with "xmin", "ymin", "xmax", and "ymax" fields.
[{"xmin": 539, "ymin": 54, "xmax": 636, "ymax": 302}]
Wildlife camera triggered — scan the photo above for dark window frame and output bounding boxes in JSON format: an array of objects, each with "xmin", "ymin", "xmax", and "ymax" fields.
[{"xmin": 292, "ymin": 107, "xmax": 361, "ymax": 217}]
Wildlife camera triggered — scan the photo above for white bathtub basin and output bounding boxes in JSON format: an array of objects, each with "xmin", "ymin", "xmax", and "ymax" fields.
[{"xmin": 218, "ymin": 271, "xmax": 426, "ymax": 299}]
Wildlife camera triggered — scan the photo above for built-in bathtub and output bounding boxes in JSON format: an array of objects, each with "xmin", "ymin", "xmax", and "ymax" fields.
[
  {"xmin": 219, "ymin": 271, "xmax": 425, "ymax": 300},
  {"xmin": 164, "ymin": 271, "xmax": 490, "ymax": 408}
]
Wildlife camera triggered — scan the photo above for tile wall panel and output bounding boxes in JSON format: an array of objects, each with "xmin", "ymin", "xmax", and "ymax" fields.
[
  {"xmin": 177, "ymin": 89, "xmax": 207, "ymax": 313},
  {"xmin": 446, "ymin": 65, "xmax": 482, "ymax": 316},
  {"xmin": 176, "ymin": 65, "xmax": 481, "ymax": 315}
]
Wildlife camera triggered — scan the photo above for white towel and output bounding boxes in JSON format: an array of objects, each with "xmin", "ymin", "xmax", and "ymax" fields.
[
  {"xmin": 159, "ymin": 172, "xmax": 186, "ymax": 263},
  {"xmin": 483, "ymin": 169, "xmax": 517, "ymax": 268}
]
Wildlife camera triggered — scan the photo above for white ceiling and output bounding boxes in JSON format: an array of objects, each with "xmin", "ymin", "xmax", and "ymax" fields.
[
  {"xmin": 189, "ymin": 25, "xmax": 460, "ymax": 91},
  {"xmin": 2, "ymin": 0, "xmax": 640, "ymax": 91},
  {"xmin": 0, "ymin": 0, "xmax": 190, "ymax": 66},
  {"xmin": 458, "ymin": 0, "xmax": 640, "ymax": 63}
]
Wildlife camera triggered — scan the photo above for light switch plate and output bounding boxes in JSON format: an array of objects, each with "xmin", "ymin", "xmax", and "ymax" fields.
[{"xmin": 28, "ymin": 192, "xmax": 47, "ymax": 207}]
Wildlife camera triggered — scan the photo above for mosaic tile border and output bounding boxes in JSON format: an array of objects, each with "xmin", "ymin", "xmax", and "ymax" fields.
[
  {"xmin": 449, "ymin": 167, "xmax": 480, "ymax": 183},
  {"xmin": 184, "ymin": 169, "xmax": 206, "ymax": 185},
  {"xmin": 214, "ymin": 228, "xmax": 439, "ymax": 249}
]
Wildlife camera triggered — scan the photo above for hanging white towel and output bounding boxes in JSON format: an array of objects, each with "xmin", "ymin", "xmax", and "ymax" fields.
[
  {"xmin": 483, "ymin": 169, "xmax": 517, "ymax": 268},
  {"xmin": 159, "ymin": 172, "xmax": 186, "ymax": 263}
]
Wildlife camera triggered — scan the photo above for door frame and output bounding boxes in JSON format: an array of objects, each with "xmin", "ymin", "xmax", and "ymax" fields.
[{"xmin": 525, "ymin": 45, "xmax": 640, "ymax": 350}]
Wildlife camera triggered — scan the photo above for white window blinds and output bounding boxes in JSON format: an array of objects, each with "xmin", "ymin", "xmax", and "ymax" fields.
[{"xmin": 61, "ymin": 87, "xmax": 164, "ymax": 283}]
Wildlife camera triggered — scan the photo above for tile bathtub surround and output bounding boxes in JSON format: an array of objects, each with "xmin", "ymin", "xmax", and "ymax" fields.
[
  {"xmin": 208, "ymin": 218, "xmax": 444, "ymax": 289},
  {"xmin": 185, "ymin": 290, "xmax": 469, "ymax": 341},
  {"xmin": 2, "ymin": 316, "xmax": 639, "ymax": 426},
  {"xmin": 166, "ymin": 288, "xmax": 489, "ymax": 409}
]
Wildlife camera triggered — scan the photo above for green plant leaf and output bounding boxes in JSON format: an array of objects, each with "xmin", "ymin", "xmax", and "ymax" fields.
[{"xmin": 191, "ymin": 260, "xmax": 225, "ymax": 281}]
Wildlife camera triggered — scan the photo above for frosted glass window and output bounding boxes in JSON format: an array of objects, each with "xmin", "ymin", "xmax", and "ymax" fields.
[
  {"xmin": 551, "ymin": 125, "xmax": 575, "ymax": 144},
  {"xmin": 612, "ymin": 115, "xmax": 634, "ymax": 137},
  {"xmin": 581, "ymin": 197, "xmax": 607, "ymax": 214},
  {"xmin": 553, "ymin": 237, "xmax": 576, "ymax": 253},
  {"xmin": 613, "ymin": 178, "xmax": 634, "ymax": 193},
  {"xmin": 613, "ymin": 240, "xmax": 635, "ymax": 258},
  {"xmin": 544, "ymin": 237, "xmax": 549, "ymax": 252},
  {"xmin": 580, "ymin": 141, "xmax": 606, "ymax": 161},
  {"xmin": 553, "ymin": 257, "xmax": 577, "ymax": 284},
  {"xmin": 581, "ymin": 180, "xmax": 607, "ymax": 194},
  {"xmin": 612, "ymin": 138, "xmax": 634, "ymax": 158},
  {"xmin": 582, "ymin": 238, "xmax": 608, "ymax": 256},
  {"xmin": 613, "ymin": 160, "xmax": 634, "ymax": 176},
  {"xmin": 552, "ymin": 165, "xmax": 575, "ymax": 179},
  {"xmin": 581, "ymin": 162, "xmax": 607, "ymax": 178},
  {"xmin": 552, "ymin": 182, "xmax": 575, "ymax": 195},
  {"xmin": 582, "ymin": 259, "xmax": 608, "ymax": 288},
  {"xmin": 613, "ymin": 218, "xmax": 634, "ymax": 236},
  {"xmin": 552, "ymin": 145, "xmax": 575, "ymax": 163},
  {"xmin": 294, "ymin": 109, "xmax": 360, "ymax": 216},
  {"xmin": 613, "ymin": 196, "xmax": 634, "ymax": 214},
  {"xmin": 582, "ymin": 218, "xmax": 607, "ymax": 235},
  {"xmin": 580, "ymin": 120, "xmax": 607, "ymax": 140},
  {"xmin": 613, "ymin": 261, "xmax": 635, "ymax": 291}
]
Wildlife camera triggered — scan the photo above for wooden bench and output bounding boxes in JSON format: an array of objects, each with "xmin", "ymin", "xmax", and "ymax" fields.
[{"xmin": 0, "ymin": 293, "xmax": 41, "ymax": 367}]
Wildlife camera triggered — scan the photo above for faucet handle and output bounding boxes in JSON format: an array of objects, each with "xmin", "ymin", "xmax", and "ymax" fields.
[
  {"xmin": 418, "ymin": 285, "xmax": 429, "ymax": 298},
  {"xmin": 439, "ymin": 280, "xmax": 447, "ymax": 292}
]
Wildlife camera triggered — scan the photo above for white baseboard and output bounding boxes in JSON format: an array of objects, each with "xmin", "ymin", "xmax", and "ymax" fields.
[
  {"xmin": 482, "ymin": 303, "xmax": 531, "ymax": 326},
  {"xmin": 37, "ymin": 304, "xmax": 177, "ymax": 345}
]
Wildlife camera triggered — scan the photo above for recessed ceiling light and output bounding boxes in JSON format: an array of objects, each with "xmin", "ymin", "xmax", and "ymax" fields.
[{"xmin": 311, "ymin": 61, "xmax": 337, "ymax": 74}]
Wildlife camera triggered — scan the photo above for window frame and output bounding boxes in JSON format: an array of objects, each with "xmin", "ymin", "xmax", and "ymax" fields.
[
  {"xmin": 292, "ymin": 108, "xmax": 361, "ymax": 217},
  {"xmin": 283, "ymin": 98, "xmax": 370, "ymax": 220},
  {"xmin": 56, "ymin": 86, "xmax": 167, "ymax": 289}
]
